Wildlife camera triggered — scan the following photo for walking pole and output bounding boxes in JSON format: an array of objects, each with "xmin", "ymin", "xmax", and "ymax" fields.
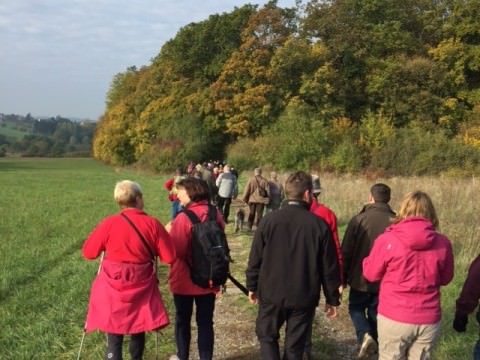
[
  {"xmin": 76, "ymin": 252, "xmax": 105, "ymax": 360},
  {"xmin": 228, "ymin": 273, "xmax": 249, "ymax": 296},
  {"xmin": 155, "ymin": 257, "xmax": 159, "ymax": 360}
]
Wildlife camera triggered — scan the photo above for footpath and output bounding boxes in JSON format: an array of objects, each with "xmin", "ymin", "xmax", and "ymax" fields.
[{"xmin": 174, "ymin": 200, "xmax": 361, "ymax": 360}]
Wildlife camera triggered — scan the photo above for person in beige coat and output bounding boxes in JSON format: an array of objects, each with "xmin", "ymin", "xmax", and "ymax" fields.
[{"xmin": 242, "ymin": 167, "xmax": 270, "ymax": 230}]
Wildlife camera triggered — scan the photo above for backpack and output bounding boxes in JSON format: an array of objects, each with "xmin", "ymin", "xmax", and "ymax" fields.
[{"xmin": 182, "ymin": 205, "xmax": 230, "ymax": 288}]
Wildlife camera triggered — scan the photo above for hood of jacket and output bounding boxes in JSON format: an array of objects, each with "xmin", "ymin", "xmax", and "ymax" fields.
[{"xmin": 389, "ymin": 216, "xmax": 437, "ymax": 250}]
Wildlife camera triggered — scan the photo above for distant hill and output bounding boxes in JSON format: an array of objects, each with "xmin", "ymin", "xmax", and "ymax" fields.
[{"xmin": 0, "ymin": 113, "xmax": 96, "ymax": 157}]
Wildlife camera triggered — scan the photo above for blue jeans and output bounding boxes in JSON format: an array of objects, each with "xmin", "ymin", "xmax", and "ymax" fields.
[
  {"xmin": 171, "ymin": 200, "xmax": 183, "ymax": 219},
  {"xmin": 474, "ymin": 338, "xmax": 480, "ymax": 360},
  {"xmin": 173, "ymin": 294, "xmax": 216, "ymax": 360},
  {"xmin": 348, "ymin": 288, "xmax": 378, "ymax": 343}
]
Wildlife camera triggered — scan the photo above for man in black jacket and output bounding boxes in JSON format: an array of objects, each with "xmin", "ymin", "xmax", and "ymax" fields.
[
  {"xmin": 246, "ymin": 171, "xmax": 341, "ymax": 360},
  {"xmin": 341, "ymin": 183, "xmax": 395, "ymax": 359}
]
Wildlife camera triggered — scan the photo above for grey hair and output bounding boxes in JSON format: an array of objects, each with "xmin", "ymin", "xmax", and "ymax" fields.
[{"xmin": 114, "ymin": 180, "xmax": 143, "ymax": 207}]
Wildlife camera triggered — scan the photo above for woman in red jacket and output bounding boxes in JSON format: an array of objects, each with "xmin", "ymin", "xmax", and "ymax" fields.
[
  {"xmin": 363, "ymin": 191, "xmax": 454, "ymax": 360},
  {"xmin": 166, "ymin": 177, "xmax": 224, "ymax": 360},
  {"xmin": 82, "ymin": 180, "xmax": 175, "ymax": 360}
]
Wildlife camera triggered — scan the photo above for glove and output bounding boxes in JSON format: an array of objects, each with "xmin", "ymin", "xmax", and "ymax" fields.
[{"xmin": 453, "ymin": 314, "xmax": 468, "ymax": 332}]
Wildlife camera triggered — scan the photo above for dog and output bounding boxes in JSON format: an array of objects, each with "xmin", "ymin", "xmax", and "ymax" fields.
[{"xmin": 234, "ymin": 208, "xmax": 245, "ymax": 233}]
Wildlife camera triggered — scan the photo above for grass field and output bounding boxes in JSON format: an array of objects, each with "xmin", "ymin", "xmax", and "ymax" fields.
[
  {"xmin": 0, "ymin": 124, "xmax": 30, "ymax": 140},
  {"xmin": 0, "ymin": 158, "xmax": 174, "ymax": 359},
  {"xmin": 1, "ymin": 158, "xmax": 479, "ymax": 359}
]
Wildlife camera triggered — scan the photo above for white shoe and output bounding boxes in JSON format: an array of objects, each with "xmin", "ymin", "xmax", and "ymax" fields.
[
  {"xmin": 358, "ymin": 333, "xmax": 377, "ymax": 359},
  {"xmin": 169, "ymin": 355, "xmax": 180, "ymax": 360}
]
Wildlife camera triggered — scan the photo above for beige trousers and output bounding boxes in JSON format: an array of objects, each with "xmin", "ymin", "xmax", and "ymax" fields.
[{"xmin": 377, "ymin": 314, "xmax": 441, "ymax": 360}]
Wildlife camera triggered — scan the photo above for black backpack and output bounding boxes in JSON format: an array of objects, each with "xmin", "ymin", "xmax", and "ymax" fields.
[{"xmin": 182, "ymin": 205, "xmax": 230, "ymax": 289}]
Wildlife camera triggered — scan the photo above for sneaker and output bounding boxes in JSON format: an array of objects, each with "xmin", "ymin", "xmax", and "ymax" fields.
[
  {"xmin": 168, "ymin": 355, "xmax": 180, "ymax": 360},
  {"xmin": 358, "ymin": 333, "xmax": 377, "ymax": 359}
]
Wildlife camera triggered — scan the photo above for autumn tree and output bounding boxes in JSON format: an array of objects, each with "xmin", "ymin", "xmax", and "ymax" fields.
[{"xmin": 210, "ymin": 2, "xmax": 296, "ymax": 137}]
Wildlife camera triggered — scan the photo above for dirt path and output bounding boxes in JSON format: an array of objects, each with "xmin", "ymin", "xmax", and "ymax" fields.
[
  {"xmin": 177, "ymin": 200, "xmax": 361, "ymax": 360},
  {"xmin": 207, "ymin": 288, "xmax": 359, "ymax": 359}
]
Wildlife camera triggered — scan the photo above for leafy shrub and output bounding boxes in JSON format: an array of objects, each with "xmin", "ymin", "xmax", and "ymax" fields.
[
  {"xmin": 137, "ymin": 114, "xmax": 223, "ymax": 172},
  {"xmin": 371, "ymin": 127, "xmax": 480, "ymax": 175},
  {"xmin": 254, "ymin": 104, "xmax": 330, "ymax": 170},
  {"xmin": 359, "ymin": 110, "xmax": 394, "ymax": 163},
  {"xmin": 225, "ymin": 138, "xmax": 258, "ymax": 171},
  {"xmin": 326, "ymin": 139, "xmax": 363, "ymax": 173}
]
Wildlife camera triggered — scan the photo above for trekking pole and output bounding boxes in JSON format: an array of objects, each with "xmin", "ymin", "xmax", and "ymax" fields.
[
  {"xmin": 228, "ymin": 274, "xmax": 248, "ymax": 296},
  {"xmin": 155, "ymin": 257, "xmax": 159, "ymax": 360},
  {"xmin": 76, "ymin": 252, "xmax": 105, "ymax": 360}
]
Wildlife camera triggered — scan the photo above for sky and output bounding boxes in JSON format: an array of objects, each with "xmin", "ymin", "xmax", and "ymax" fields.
[{"xmin": 0, "ymin": 0, "xmax": 295, "ymax": 120}]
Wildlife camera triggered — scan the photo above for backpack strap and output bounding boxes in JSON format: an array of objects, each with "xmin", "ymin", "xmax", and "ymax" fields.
[
  {"xmin": 120, "ymin": 213, "xmax": 155, "ymax": 260},
  {"xmin": 182, "ymin": 208, "xmax": 201, "ymax": 225},
  {"xmin": 183, "ymin": 205, "xmax": 217, "ymax": 224},
  {"xmin": 208, "ymin": 205, "xmax": 217, "ymax": 222}
]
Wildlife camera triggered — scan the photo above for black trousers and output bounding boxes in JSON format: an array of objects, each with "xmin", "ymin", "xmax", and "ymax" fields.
[
  {"xmin": 256, "ymin": 301, "xmax": 315, "ymax": 360},
  {"xmin": 105, "ymin": 333, "xmax": 145, "ymax": 360},
  {"xmin": 248, "ymin": 203, "xmax": 265, "ymax": 229},
  {"xmin": 173, "ymin": 293, "xmax": 216, "ymax": 360},
  {"xmin": 216, "ymin": 196, "xmax": 232, "ymax": 223}
]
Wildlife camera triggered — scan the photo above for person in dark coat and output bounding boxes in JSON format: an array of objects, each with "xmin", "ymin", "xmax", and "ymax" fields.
[
  {"xmin": 453, "ymin": 254, "xmax": 480, "ymax": 360},
  {"xmin": 242, "ymin": 167, "xmax": 270, "ymax": 230},
  {"xmin": 246, "ymin": 171, "xmax": 341, "ymax": 360},
  {"xmin": 341, "ymin": 183, "xmax": 395, "ymax": 359}
]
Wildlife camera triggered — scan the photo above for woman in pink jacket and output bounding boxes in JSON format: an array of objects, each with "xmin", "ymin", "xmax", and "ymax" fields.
[
  {"xmin": 82, "ymin": 180, "xmax": 175, "ymax": 360},
  {"xmin": 363, "ymin": 191, "xmax": 454, "ymax": 360},
  {"xmin": 166, "ymin": 177, "xmax": 224, "ymax": 360}
]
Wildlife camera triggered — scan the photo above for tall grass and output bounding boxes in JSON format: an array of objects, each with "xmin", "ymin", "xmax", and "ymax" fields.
[{"xmin": 316, "ymin": 173, "xmax": 480, "ymax": 359}]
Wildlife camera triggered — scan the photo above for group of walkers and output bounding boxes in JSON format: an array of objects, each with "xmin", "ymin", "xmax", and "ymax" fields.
[
  {"xmin": 81, "ymin": 169, "xmax": 480, "ymax": 360},
  {"xmin": 164, "ymin": 163, "xmax": 286, "ymax": 231}
]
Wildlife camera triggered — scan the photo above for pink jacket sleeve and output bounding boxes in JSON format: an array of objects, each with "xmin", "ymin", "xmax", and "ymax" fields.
[
  {"xmin": 439, "ymin": 236, "xmax": 454, "ymax": 286},
  {"xmin": 362, "ymin": 234, "xmax": 389, "ymax": 282}
]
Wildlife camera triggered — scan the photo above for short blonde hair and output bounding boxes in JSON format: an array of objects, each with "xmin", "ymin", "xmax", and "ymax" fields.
[
  {"xmin": 114, "ymin": 180, "xmax": 143, "ymax": 207},
  {"xmin": 395, "ymin": 190, "xmax": 439, "ymax": 228}
]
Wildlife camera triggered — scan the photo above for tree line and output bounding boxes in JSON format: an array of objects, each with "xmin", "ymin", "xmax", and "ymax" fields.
[
  {"xmin": 93, "ymin": 0, "xmax": 480, "ymax": 175},
  {"xmin": 0, "ymin": 113, "xmax": 96, "ymax": 157}
]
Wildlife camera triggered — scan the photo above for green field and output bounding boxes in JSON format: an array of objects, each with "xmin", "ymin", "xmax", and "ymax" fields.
[
  {"xmin": 0, "ymin": 158, "xmax": 174, "ymax": 359},
  {"xmin": 0, "ymin": 124, "xmax": 30, "ymax": 140},
  {"xmin": 1, "ymin": 158, "xmax": 479, "ymax": 359}
]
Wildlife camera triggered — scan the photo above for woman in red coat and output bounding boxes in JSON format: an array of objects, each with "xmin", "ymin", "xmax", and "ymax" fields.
[
  {"xmin": 166, "ymin": 177, "xmax": 224, "ymax": 360},
  {"xmin": 82, "ymin": 180, "xmax": 175, "ymax": 360}
]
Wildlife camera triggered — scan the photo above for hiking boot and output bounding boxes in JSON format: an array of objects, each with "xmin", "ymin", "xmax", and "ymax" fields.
[{"xmin": 358, "ymin": 333, "xmax": 377, "ymax": 359}]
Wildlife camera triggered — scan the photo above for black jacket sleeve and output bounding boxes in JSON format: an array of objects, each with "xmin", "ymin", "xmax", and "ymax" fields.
[
  {"xmin": 341, "ymin": 216, "xmax": 359, "ymax": 286},
  {"xmin": 246, "ymin": 227, "xmax": 264, "ymax": 292},
  {"xmin": 320, "ymin": 225, "xmax": 341, "ymax": 306}
]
